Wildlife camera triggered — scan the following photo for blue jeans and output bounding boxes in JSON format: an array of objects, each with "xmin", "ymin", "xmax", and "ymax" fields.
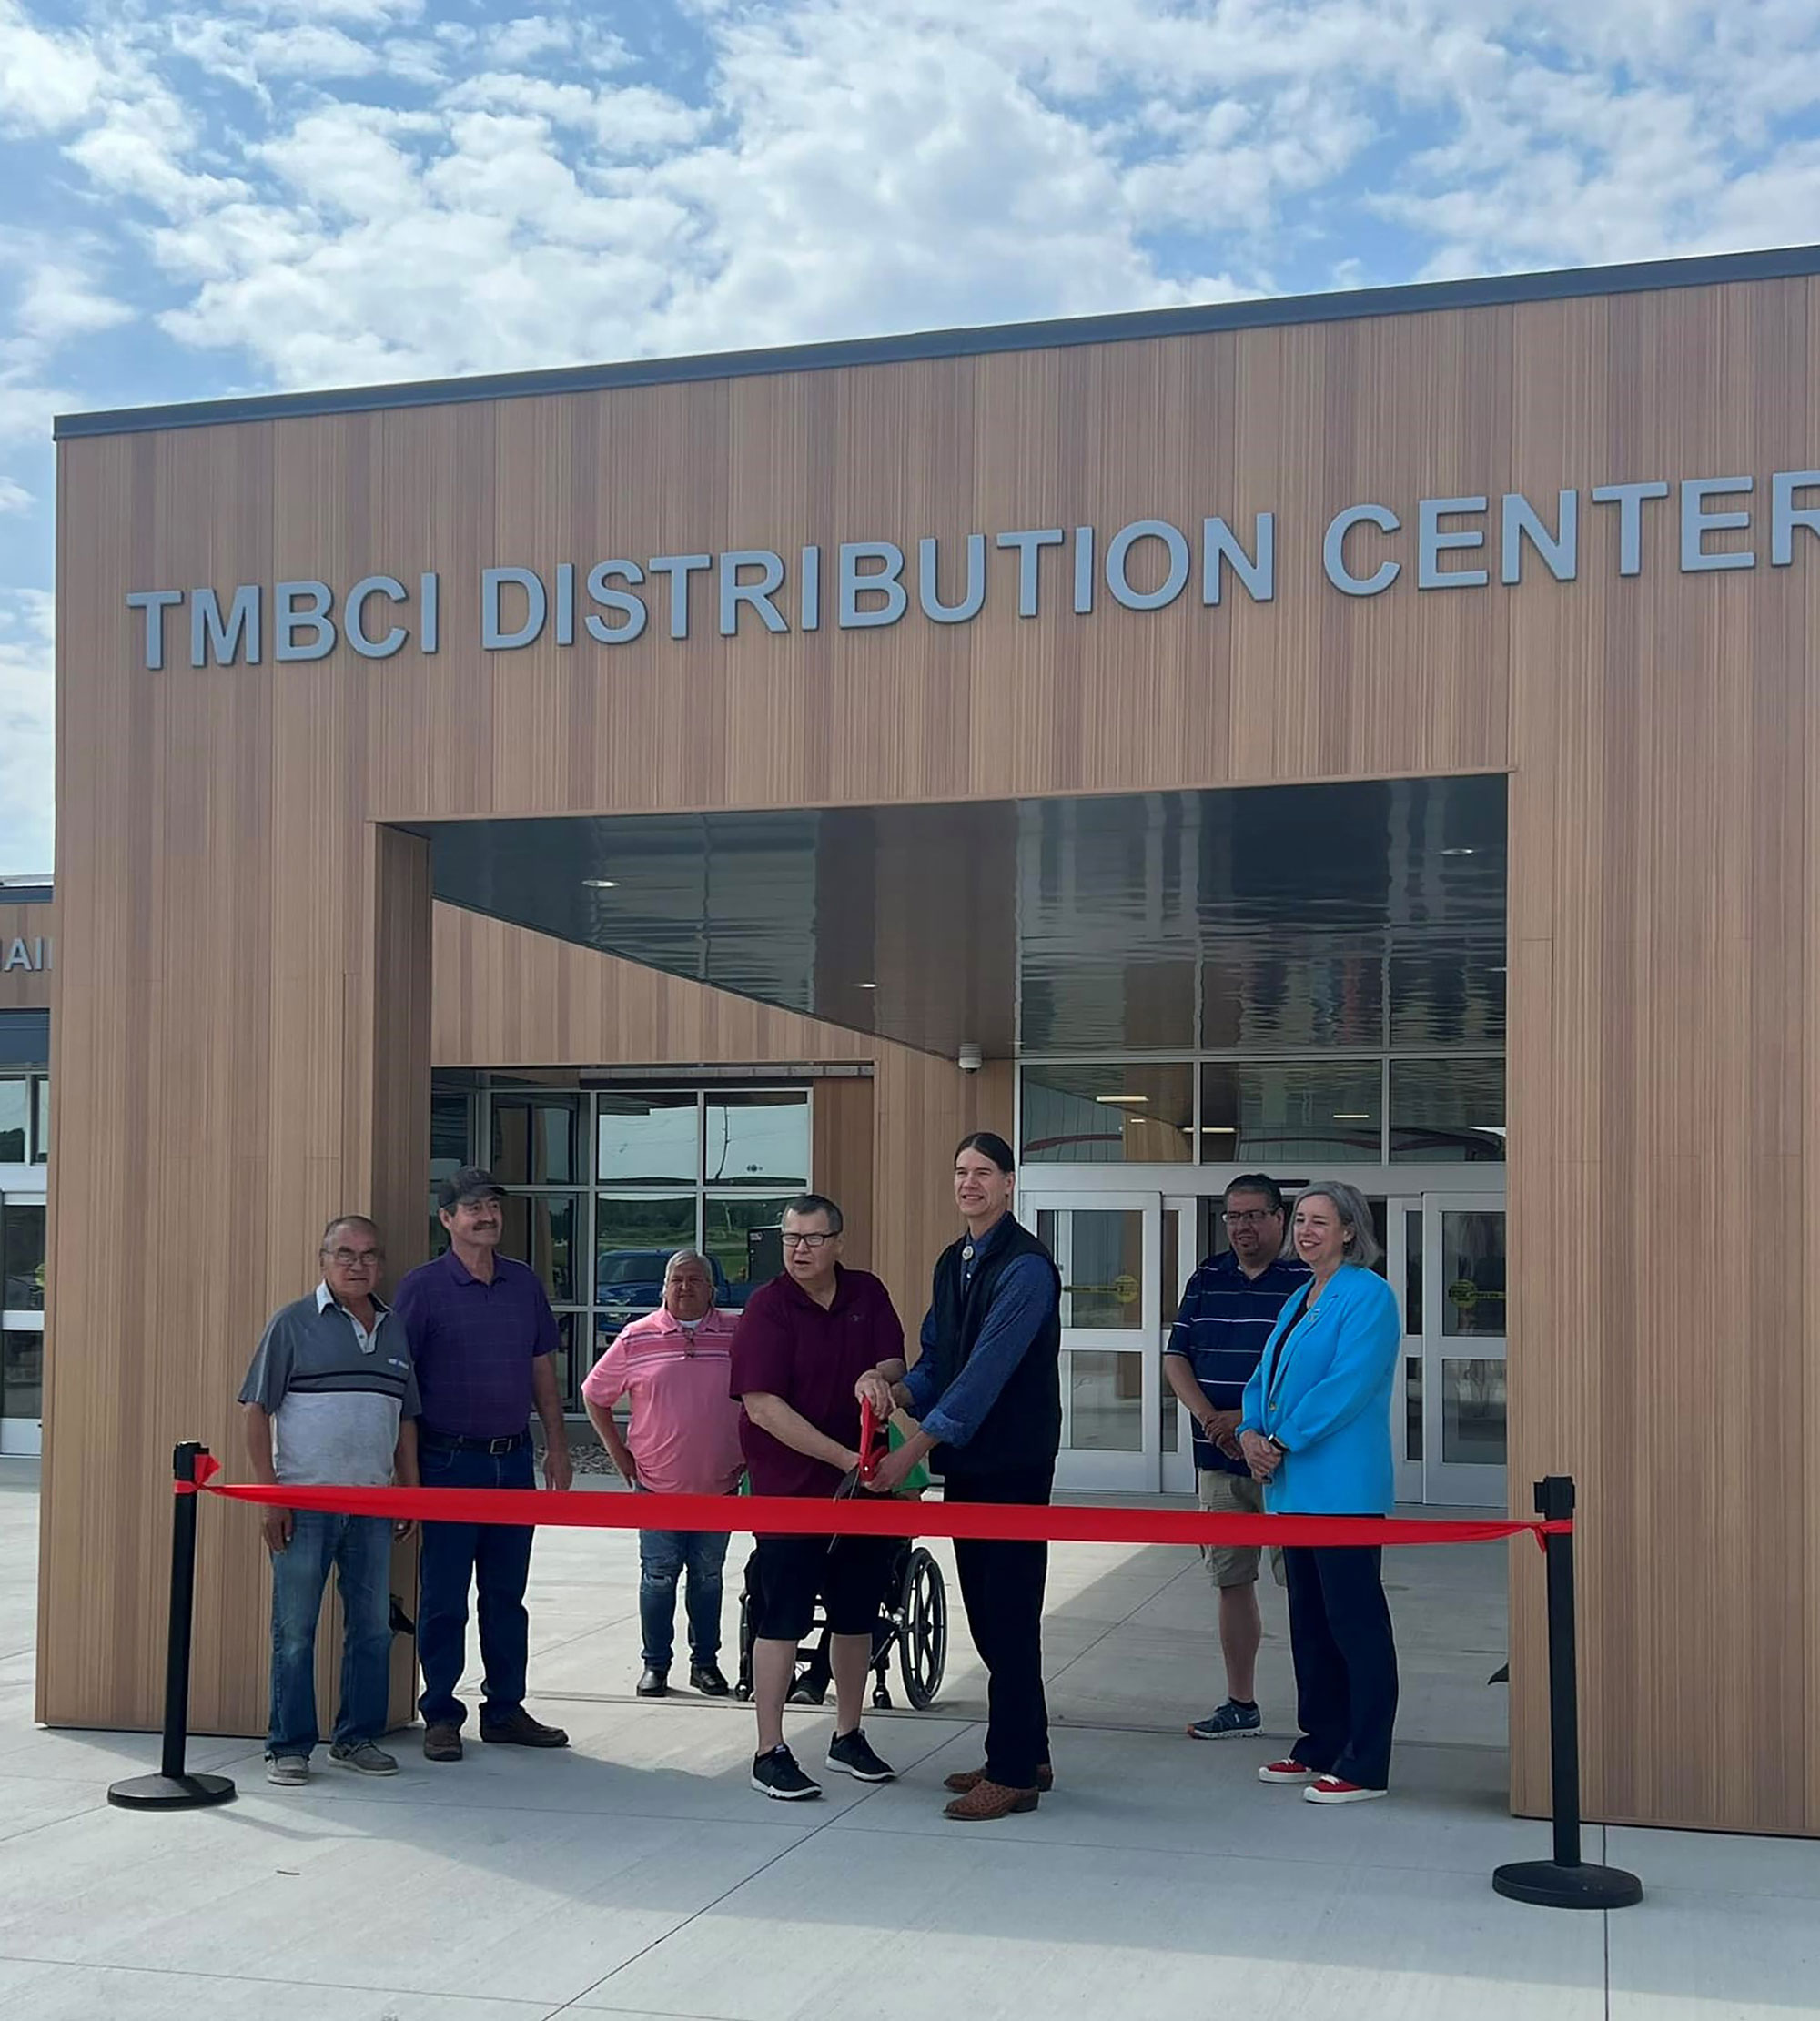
[
  {"xmin": 268, "ymin": 1509, "xmax": 393, "ymax": 1758},
  {"xmin": 638, "ymin": 1526, "xmax": 730, "ymax": 1669},
  {"xmin": 417, "ymin": 1440, "xmax": 536, "ymax": 1728}
]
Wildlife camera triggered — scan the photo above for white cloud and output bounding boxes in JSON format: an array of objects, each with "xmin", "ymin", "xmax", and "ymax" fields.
[
  {"xmin": 0, "ymin": 0, "xmax": 104, "ymax": 136},
  {"xmin": 0, "ymin": 588, "xmax": 54, "ymax": 874},
  {"xmin": 0, "ymin": 476, "xmax": 30, "ymax": 513}
]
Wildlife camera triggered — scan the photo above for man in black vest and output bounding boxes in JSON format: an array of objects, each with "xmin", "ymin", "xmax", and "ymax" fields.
[{"xmin": 859, "ymin": 1130, "xmax": 1062, "ymax": 1821}]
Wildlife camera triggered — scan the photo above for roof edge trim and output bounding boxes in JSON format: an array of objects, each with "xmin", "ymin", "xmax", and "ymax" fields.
[{"xmin": 54, "ymin": 241, "xmax": 1820, "ymax": 441}]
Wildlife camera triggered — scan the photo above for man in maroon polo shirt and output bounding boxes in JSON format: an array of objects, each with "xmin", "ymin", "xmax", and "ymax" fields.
[{"xmin": 732, "ymin": 1193, "xmax": 905, "ymax": 1802}]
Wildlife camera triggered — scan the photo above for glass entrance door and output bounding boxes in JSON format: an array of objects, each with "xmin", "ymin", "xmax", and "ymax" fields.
[
  {"xmin": 0, "ymin": 1188, "xmax": 46, "ymax": 1457},
  {"xmin": 1419, "ymin": 1192, "xmax": 1507, "ymax": 1503},
  {"xmin": 1029, "ymin": 1193, "xmax": 1162, "ymax": 1491}
]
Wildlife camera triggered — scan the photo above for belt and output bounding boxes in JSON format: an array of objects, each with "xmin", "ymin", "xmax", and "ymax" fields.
[{"xmin": 419, "ymin": 1428, "xmax": 528, "ymax": 1455}]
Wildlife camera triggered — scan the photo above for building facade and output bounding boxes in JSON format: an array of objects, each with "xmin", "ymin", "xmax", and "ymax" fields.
[{"xmin": 43, "ymin": 245, "xmax": 1820, "ymax": 1837}]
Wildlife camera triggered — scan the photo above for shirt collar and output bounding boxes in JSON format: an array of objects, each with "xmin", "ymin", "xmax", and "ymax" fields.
[
  {"xmin": 316, "ymin": 1280, "xmax": 389, "ymax": 1317},
  {"xmin": 775, "ymin": 1263, "xmax": 847, "ymax": 1312},
  {"xmin": 963, "ymin": 1214, "xmax": 1012, "ymax": 1262}
]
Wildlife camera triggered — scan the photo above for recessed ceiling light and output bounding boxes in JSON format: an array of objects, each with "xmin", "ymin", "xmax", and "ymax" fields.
[
  {"xmin": 1201, "ymin": 1125, "xmax": 1238, "ymax": 1134},
  {"xmin": 1441, "ymin": 846, "xmax": 1476, "ymax": 857},
  {"xmin": 855, "ymin": 981, "xmax": 878, "ymax": 989},
  {"xmin": 1095, "ymin": 1094, "xmax": 1150, "ymax": 1106},
  {"xmin": 1489, "ymin": 965, "xmax": 1507, "ymax": 974},
  {"xmin": 581, "ymin": 877, "xmax": 618, "ymax": 889},
  {"xmin": 1332, "ymin": 1112, "xmax": 1373, "ymax": 1120}
]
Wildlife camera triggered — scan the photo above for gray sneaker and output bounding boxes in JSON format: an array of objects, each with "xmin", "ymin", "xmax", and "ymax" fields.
[
  {"xmin": 328, "ymin": 1741, "xmax": 399, "ymax": 1776},
  {"xmin": 267, "ymin": 1754, "xmax": 309, "ymax": 1786},
  {"xmin": 1187, "ymin": 1701, "xmax": 1264, "ymax": 1740}
]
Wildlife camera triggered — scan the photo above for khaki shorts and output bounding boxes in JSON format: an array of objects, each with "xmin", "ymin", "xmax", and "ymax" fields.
[{"xmin": 1196, "ymin": 1469, "xmax": 1283, "ymax": 1588}]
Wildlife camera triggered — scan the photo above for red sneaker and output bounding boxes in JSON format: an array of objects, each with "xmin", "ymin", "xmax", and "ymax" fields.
[
  {"xmin": 1258, "ymin": 1759, "xmax": 1317, "ymax": 1784},
  {"xmin": 1303, "ymin": 1775, "xmax": 1388, "ymax": 1804}
]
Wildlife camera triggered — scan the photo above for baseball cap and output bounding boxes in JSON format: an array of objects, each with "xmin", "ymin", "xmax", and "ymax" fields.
[{"xmin": 437, "ymin": 1165, "xmax": 505, "ymax": 1211}]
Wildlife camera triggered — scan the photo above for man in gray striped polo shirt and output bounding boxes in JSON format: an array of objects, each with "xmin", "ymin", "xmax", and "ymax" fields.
[{"xmin": 239, "ymin": 1215, "xmax": 420, "ymax": 1784}]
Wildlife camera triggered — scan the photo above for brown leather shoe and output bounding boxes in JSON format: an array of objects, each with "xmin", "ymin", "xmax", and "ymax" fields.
[
  {"xmin": 943, "ymin": 1777, "xmax": 1040, "ymax": 1821},
  {"xmin": 422, "ymin": 1722, "xmax": 463, "ymax": 1762},
  {"xmin": 944, "ymin": 1762, "xmax": 1054, "ymax": 1794},
  {"xmin": 479, "ymin": 1706, "xmax": 570, "ymax": 1748}
]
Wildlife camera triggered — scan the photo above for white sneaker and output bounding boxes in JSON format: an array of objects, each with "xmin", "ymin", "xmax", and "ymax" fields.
[
  {"xmin": 1303, "ymin": 1775, "xmax": 1388, "ymax": 1804},
  {"xmin": 267, "ymin": 1754, "xmax": 308, "ymax": 1786}
]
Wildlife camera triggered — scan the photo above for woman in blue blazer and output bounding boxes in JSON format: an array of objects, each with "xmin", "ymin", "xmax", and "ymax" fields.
[{"xmin": 1237, "ymin": 1181, "xmax": 1400, "ymax": 1803}]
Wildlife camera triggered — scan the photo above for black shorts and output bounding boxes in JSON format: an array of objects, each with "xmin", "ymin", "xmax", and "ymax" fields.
[{"xmin": 750, "ymin": 1534, "xmax": 896, "ymax": 1642}]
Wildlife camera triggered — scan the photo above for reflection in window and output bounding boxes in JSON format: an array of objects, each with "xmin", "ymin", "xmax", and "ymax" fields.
[
  {"xmin": 1390, "ymin": 1059, "xmax": 1505, "ymax": 1161},
  {"xmin": 32, "ymin": 1076, "xmax": 47, "ymax": 1164},
  {"xmin": 3, "ymin": 1205, "xmax": 46, "ymax": 1311},
  {"xmin": 0, "ymin": 1078, "xmax": 27, "ymax": 1162},
  {"xmin": 1021, "ymin": 1063, "xmax": 1194, "ymax": 1164},
  {"xmin": 1202, "ymin": 943, "xmax": 1385, "ymax": 1051},
  {"xmin": 1198, "ymin": 1062, "xmax": 1381, "ymax": 1163},
  {"xmin": 1066, "ymin": 1349, "xmax": 1144, "ymax": 1451},
  {"xmin": 597, "ymin": 1095, "xmax": 699, "ymax": 1184},
  {"xmin": 1441, "ymin": 1210, "xmax": 1506, "ymax": 1339},
  {"xmin": 594, "ymin": 1197, "xmax": 699, "ymax": 1322},
  {"xmin": 1441, "ymin": 1358, "xmax": 1506, "ymax": 1466},
  {"xmin": 703, "ymin": 1193, "xmax": 796, "ymax": 1297},
  {"xmin": 490, "ymin": 1094, "xmax": 581, "ymax": 1186},
  {"xmin": 703, "ymin": 1093, "xmax": 809, "ymax": 1187},
  {"xmin": 2, "ymin": 1329, "xmax": 43, "ymax": 1419},
  {"xmin": 498, "ymin": 1194, "xmax": 579, "ymax": 1305}
]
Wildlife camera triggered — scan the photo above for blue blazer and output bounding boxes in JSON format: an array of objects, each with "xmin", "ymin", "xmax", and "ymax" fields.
[{"xmin": 1239, "ymin": 1265, "xmax": 1400, "ymax": 1515}]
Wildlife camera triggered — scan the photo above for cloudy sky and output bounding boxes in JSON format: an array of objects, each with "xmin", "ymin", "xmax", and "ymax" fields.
[{"xmin": 4, "ymin": 0, "xmax": 1820, "ymax": 871}]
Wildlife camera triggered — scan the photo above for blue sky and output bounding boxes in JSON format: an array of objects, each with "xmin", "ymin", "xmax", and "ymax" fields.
[{"xmin": 5, "ymin": 0, "xmax": 1820, "ymax": 870}]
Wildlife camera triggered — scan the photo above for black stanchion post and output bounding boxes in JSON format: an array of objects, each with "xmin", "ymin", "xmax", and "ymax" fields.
[
  {"xmin": 107, "ymin": 1441, "xmax": 238, "ymax": 1811},
  {"xmin": 1492, "ymin": 1475, "xmax": 1639, "ymax": 1908}
]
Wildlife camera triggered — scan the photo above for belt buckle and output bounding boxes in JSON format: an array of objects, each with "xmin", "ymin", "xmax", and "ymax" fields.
[{"xmin": 488, "ymin": 1435, "xmax": 513, "ymax": 1455}]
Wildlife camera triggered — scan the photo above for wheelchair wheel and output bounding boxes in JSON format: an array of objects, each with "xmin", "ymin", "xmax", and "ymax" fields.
[{"xmin": 897, "ymin": 1546, "xmax": 946, "ymax": 1710}]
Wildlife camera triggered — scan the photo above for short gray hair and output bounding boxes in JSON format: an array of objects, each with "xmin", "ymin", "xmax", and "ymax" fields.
[
  {"xmin": 781, "ymin": 1193, "xmax": 844, "ymax": 1235},
  {"xmin": 664, "ymin": 1248, "xmax": 713, "ymax": 1281},
  {"xmin": 1294, "ymin": 1182, "xmax": 1381, "ymax": 1269}
]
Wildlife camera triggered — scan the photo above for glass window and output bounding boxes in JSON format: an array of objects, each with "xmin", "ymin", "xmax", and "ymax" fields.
[
  {"xmin": 2, "ymin": 1328, "xmax": 43, "ymax": 1420},
  {"xmin": 427, "ymin": 1192, "xmax": 450, "ymax": 1262},
  {"xmin": 594, "ymin": 1194, "xmax": 698, "ymax": 1311},
  {"xmin": 1390, "ymin": 1059, "xmax": 1505, "ymax": 1161},
  {"xmin": 1019, "ymin": 958, "xmax": 1197, "ymax": 1053},
  {"xmin": 1441, "ymin": 1208, "xmax": 1507, "ymax": 1339},
  {"xmin": 498, "ymin": 1193, "xmax": 580, "ymax": 1306},
  {"xmin": 703, "ymin": 1193, "xmax": 796, "ymax": 1303},
  {"xmin": 1441, "ymin": 1358, "xmax": 1506, "ymax": 1466},
  {"xmin": 597, "ymin": 1095, "xmax": 699, "ymax": 1185},
  {"xmin": 1066, "ymin": 1350, "xmax": 1144, "ymax": 1451},
  {"xmin": 1389, "ymin": 943, "xmax": 1506, "ymax": 1049},
  {"xmin": 703, "ymin": 1093, "xmax": 809, "ymax": 1187},
  {"xmin": 1036, "ymin": 1207, "xmax": 1146, "ymax": 1329},
  {"xmin": 550, "ymin": 1312, "xmax": 581, "ymax": 1414},
  {"xmin": 490, "ymin": 1094, "xmax": 582, "ymax": 1187},
  {"xmin": 0, "ymin": 1078, "xmax": 26, "ymax": 1163},
  {"xmin": 430, "ymin": 1092, "xmax": 471, "ymax": 1181},
  {"xmin": 1021, "ymin": 1063, "xmax": 1194, "ymax": 1164},
  {"xmin": 3, "ymin": 1205, "xmax": 45, "ymax": 1311},
  {"xmin": 32, "ymin": 1076, "xmax": 47, "ymax": 1164},
  {"xmin": 1198, "ymin": 1061, "xmax": 1381, "ymax": 1163},
  {"xmin": 1404, "ymin": 1358, "xmax": 1422, "ymax": 1464},
  {"xmin": 1202, "ymin": 945, "xmax": 1385, "ymax": 1051}
]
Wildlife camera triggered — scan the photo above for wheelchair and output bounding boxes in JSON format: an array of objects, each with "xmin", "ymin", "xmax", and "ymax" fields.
[{"xmin": 733, "ymin": 1536, "xmax": 948, "ymax": 1712}]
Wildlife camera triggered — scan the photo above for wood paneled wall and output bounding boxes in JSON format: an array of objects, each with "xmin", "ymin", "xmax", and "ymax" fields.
[{"xmin": 46, "ymin": 271, "xmax": 1820, "ymax": 1833}]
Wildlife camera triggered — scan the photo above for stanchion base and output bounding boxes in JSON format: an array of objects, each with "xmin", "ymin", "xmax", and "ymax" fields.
[
  {"xmin": 106, "ymin": 1772, "xmax": 237, "ymax": 1811},
  {"xmin": 1492, "ymin": 1859, "xmax": 1642, "ymax": 1909}
]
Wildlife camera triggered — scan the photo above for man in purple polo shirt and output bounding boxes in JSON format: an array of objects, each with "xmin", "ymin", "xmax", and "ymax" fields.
[{"xmin": 393, "ymin": 1166, "xmax": 574, "ymax": 1762}]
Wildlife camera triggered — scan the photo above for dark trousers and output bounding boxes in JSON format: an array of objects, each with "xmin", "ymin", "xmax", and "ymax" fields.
[
  {"xmin": 416, "ymin": 1439, "xmax": 536, "ymax": 1727},
  {"xmin": 946, "ymin": 1464, "xmax": 1053, "ymax": 1790},
  {"xmin": 1281, "ymin": 1542, "xmax": 1400, "ymax": 1789}
]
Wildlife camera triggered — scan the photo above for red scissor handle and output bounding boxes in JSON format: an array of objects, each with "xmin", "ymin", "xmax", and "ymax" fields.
[{"xmin": 858, "ymin": 1399, "xmax": 880, "ymax": 1484}]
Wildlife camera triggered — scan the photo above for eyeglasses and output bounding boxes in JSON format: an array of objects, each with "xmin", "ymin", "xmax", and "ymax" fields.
[
  {"xmin": 323, "ymin": 1248, "xmax": 384, "ymax": 1268},
  {"xmin": 1222, "ymin": 1208, "xmax": 1279, "ymax": 1226},
  {"xmin": 780, "ymin": 1231, "xmax": 835, "ymax": 1250}
]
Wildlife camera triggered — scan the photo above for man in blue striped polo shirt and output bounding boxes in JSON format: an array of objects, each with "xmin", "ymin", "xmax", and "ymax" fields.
[{"xmin": 1164, "ymin": 1175, "xmax": 1309, "ymax": 1740}]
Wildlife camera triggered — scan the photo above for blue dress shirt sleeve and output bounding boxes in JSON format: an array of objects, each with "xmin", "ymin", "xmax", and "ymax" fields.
[
  {"xmin": 902, "ymin": 1312, "xmax": 942, "ymax": 1419},
  {"xmin": 919, "ymin": 1255, "xmax": 1056, "ymax": 1449}
]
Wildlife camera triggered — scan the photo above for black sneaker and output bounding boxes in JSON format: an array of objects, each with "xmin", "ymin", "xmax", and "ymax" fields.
[
  {"xmin": 751, "ymin": 1744, "xmax": 822, "ymax": 1801},
  {"xmin": 825, "ymin": 1727, "xmax": 896, "ymax": 1783}
]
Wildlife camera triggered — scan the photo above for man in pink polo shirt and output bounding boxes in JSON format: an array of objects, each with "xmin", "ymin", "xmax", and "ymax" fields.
[{"xmin": 581, "ymin": 1248, "xmax": 744, "ymax": 1699}]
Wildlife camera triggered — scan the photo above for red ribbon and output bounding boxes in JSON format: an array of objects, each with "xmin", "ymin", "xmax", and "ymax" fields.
[{"xmin": 178, "ymin": 1454, "xmax": 1564, "ymax": 1550}]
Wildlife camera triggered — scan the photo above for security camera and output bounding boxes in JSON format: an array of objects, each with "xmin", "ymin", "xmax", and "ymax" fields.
[{"xmin": 957, "ymin": 1043, "xmax": 982, "ymax": 1073}]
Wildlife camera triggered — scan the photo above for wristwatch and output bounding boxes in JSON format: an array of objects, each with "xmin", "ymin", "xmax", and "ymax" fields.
[{"xmin": 1267, "ymin": 1434, "xmax": 1289, "ymax": 1456}]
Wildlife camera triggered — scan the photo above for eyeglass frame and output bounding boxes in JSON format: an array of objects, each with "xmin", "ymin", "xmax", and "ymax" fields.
[
  {"xmin": 779, "ymin": 1230, "xmax": 837, "ymax": 1250},
  {"xmin": 1221, "ymin": 1207, "xmax": 1281, "ymax": 1227}
]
